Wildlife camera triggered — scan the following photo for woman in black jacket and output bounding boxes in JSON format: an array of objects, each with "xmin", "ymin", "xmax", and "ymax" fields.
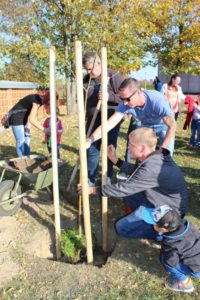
[{"xmin": 1, "ymin": 90, "xmax": 52, "ymax": 157}]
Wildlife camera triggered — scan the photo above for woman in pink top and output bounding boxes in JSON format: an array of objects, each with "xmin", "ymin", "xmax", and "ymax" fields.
[{"xmin": 161, "ymin": 74, "xmax": 185, "ymax": 120}]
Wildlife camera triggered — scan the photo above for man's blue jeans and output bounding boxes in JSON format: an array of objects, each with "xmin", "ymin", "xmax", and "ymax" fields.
[
  {"xmin": 125, "ymin": 117, "xmax": 141, "ymax": 162},
  {"xmin": 143, "ymin": 123, "xmax": 174, "ymax": 155},
  {"xmin": 115, "ymin": 192, "xmax": 158, "ymax": 240},
  {"xmin": 87, "ymin": 123, "xmax": 120, "ymax": 185},
  {"xmin": 126, "ymin": 123, "xmax": 174, "ymax": 157},
  {"xmin": 160, "ymin": 254, "xmax": 200, "ymax": 281},
  {"xmin": 12, "ymin": 125, "xmax": 30, "ymax": 157}
]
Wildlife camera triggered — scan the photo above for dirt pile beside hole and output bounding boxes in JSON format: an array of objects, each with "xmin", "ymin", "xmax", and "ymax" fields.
[{"xmin": 8, "ymin": 158, "xmax": 52, "ymax": 174}]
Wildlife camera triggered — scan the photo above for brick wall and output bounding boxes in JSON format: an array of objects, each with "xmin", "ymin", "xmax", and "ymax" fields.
[
  {"xmin": 0, "ymin": 89, "xmax": 44, "ymax": 118},
  {"xmin": 0, "ymin": 89, "xmax": 37, "ymax": 117}
]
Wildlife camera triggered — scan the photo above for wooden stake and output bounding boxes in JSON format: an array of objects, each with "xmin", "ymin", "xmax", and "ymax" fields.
[
  {"xmin": 75, "ymin": 41, "xmax": 93, "ymax": 264},
  {"xmin": 101, "ymin": 47, "xmax": 108, "ymax": 252},
  {"xmin": 66, "ymin": 99, "xmax": 101, "ymax": 192},
  {"xmin": 50, "ymin": 46, "xmax": 61, "ymax": 259}
]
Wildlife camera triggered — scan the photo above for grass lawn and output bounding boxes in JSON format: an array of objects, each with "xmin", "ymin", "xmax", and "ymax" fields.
[{"xmin": 0, "ymin": 105, "xmax": 200, "ymax": 299}]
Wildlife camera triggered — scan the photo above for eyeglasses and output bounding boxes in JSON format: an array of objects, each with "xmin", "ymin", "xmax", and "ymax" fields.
[{"xmin": 119, "ymin": 89, "xmax": 138, "ymax": 102}]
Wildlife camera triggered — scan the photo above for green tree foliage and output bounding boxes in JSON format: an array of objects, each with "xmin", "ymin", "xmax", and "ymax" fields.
[
  {"xmin": 0, "ymin": 0, "xmax": 49, "ymax": 83},
  {"xmin": 0, "ymin": 0, "xmax": 147, "ymax": 82},
  {"xmin": 0, "ymin": 0, "xmax": 200, "ymax": 82},
  {"xmin": 139, "ymin": 0, "xmax": 200, "ymax": 74}
]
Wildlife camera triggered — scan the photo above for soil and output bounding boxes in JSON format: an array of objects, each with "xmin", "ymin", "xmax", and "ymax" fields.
[
  {"xmin": 0, "ymin": 190, "xmax": 139, "ymax": 299},
  {"xmin": 8, "ymin": 158, "xmax": 52, "ymax": 173}
]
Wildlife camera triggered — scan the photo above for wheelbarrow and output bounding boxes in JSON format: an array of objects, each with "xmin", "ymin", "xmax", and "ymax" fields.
[{"xmin": 0, "ymin": 155, "xmax": 66, "ymax": 216}]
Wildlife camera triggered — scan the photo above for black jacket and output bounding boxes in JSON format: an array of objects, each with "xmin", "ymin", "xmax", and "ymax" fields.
[
  {"xmin": 9, "ymin": 94, "xmax": 42, "ymax": 126},
  {"xmin": 161, "ymin": 220, "xmax": 200, "ymax": 273},
  {"xmin": 97, "ymin": 148, "xmax": 188, "ymax": 215},
  {"xmin": 83, "ymin": 68, "xmax": 124, "ymax": 132}
]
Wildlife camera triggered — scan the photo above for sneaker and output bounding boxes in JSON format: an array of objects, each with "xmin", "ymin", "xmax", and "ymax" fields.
[
  {"xmin": 116, "ymin": 172, "xmax": 129, "ymax": 181},
  {"xmin": 167, "ymin": 276, "xmax": 194, "ymax": 293}
]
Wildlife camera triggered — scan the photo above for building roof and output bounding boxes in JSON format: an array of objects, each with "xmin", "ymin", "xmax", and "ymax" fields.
[{"xmin": 0, "ymin": 81, "xmax": 39, "ymax": 89}]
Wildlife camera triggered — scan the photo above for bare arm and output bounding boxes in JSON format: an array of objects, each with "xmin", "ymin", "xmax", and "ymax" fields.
[
  {"xmin": 29, "ymin": 103, "xmax": 44, "ymax": 131},
  {"xmin": 107, "ymin": 145, "xmax": 118, "ymax": 164},
  {"xmin": 88, "ymin": 112, "xmax": 123, "ymax": 146},
  {"xmin": 161, "ymin": 115, "xmax": 176, "ymax": 149}
]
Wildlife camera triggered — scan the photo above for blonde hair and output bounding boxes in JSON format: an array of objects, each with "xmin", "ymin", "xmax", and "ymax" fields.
[{"xmin": 129, "ymin": 128, "xmax": 157, "ymax": 150}]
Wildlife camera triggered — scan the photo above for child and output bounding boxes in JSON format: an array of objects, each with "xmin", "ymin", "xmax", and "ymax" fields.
[
  {"xmin": 140, "ymin": 205, "xmax": 200, "ymax": 293},
  {"xmin": 189, "ymin": 95, "xmax": 200, "ymax": 148},
  {"xmin": 43, "ymin": 107, "xmax": 64, "ymax": 158}
]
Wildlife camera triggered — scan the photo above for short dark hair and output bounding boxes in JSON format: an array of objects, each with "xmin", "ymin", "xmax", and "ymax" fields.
[
  {"xmin": 119, "ymin": 78, "xmax": 140, "ymax": 91},
  {"xmin": 82, "ymin": 52, "xmax": 100, "ymax": 66},
  {"xmin": 157, "ymin": 209, "xmax": 182, "ymax": 231}
]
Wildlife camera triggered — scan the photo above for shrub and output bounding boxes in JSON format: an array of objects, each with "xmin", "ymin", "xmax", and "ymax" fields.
[{"xmin": 60, "ymin": 228, "xmax": 86, "ymax": 263}]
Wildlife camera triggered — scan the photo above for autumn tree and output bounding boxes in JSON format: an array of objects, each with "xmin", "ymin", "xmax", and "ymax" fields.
[
  {"xmin": 0, "ymin": 0, "xmax": 49, "ymax": 84},
  {"xmin": 139, "ymin": 0, "xmax": 200, "ymax": 74}
]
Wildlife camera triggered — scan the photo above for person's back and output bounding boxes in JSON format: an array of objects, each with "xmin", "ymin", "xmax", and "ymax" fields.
[
  {"xmin": 156, "ymin": 81, "xmax": 162, "ymax": 92},
  {"xmin": 140, "ymin": 205, "xmax": 200, "ymax": 293}
]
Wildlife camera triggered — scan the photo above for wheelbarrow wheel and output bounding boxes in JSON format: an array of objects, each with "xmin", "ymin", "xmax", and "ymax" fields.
[{"xmin": 0, "ymin": 180, "xmax": 22, "ymax": 216}]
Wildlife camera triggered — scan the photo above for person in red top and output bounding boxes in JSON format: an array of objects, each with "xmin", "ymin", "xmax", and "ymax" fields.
[{"xmin": 43, "ymin": 107, "xmax": 64, "ymax": 158}]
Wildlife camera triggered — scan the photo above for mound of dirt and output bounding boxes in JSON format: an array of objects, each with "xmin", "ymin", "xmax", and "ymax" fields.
[{"xmin": 8, "ymin": 158, "xmax": 52, "ymax": 174}]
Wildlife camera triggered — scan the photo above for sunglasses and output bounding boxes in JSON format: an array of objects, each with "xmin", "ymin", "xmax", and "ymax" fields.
[{"xmin": 119, "ymin": 89, "xmax": 138, "ymax": 102}]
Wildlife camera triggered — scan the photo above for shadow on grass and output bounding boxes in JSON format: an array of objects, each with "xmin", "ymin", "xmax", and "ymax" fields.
[
  {"xmin": 0, "ymin": 145, "xmax": 17, "ymax": 160},
  {"xmin": 0, "ymin": 145, "xmax": 48, "ymax": 160},
  {"xmin": 60, "ymin": 143, "xmax": 79, "ymax": 155},
  {"xmin": 113, "ymin": 237, "xmax": 163, "ymax": 277}
]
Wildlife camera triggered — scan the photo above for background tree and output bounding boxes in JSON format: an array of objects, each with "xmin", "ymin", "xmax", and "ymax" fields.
[{"xmin": 140, "ymin": 0, "xmax": 200, "ymax": 74}]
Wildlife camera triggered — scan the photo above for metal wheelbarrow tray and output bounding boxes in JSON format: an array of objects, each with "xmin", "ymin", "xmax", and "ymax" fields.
[{"xmin": 0, "ymin": 155, "xmax": 66, "ymax": 216}]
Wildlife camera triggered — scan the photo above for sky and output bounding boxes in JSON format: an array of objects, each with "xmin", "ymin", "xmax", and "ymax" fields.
[{"xmin": 131, "ymin": 64, "xmax": 158, "ymax": 82}]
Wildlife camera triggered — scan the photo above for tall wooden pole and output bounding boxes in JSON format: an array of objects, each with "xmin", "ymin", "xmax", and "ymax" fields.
[
  {"xmin": 50, "ymin": 46, "xmax": 61, "ymax": 259},
  {"xmin": 101, "ymin": 47, "xmax": 108, "ymax": 252},
  {"xmin": 75, "ymin": 41, "xmax": 93, "ymax": 264}
]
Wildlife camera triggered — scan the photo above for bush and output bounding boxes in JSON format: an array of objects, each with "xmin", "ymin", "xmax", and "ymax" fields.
[{"xmin": 60, "ymin": 228, "xmax": 86, "ymax": 263}]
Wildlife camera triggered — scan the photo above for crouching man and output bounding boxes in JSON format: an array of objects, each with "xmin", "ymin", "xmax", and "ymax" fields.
[{"xmin": 78, "ymin": 128, "xmax": 188, "ymax": 241}]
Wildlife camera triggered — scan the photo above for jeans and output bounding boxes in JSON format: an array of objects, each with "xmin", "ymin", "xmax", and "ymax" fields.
[
  {"xmin": 12, "ymin": 125, "xmax": 30, "ymax": 157},
  {"xmin": 87, "ymin": 122, "xmax": 121, "ymax": 185},
  {"xmin": 142, "ymin": 123, "xmax": 174, "ymax": 155},
  {"xmin": 115, "ymin": 192, "xmax": 158, "ymax": 240},
  {"xmin": 189, "ymin": 119, "xmax": 200, "ymax": 146},
  {"xmin": 160, "ymin": 254, "xmax": 200, "ymax": 281}
]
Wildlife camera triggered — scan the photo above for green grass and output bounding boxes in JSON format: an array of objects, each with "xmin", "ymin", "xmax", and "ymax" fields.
[{"xmin": 0, "ymin": 105, "xmax": 200, "ymax": 299}]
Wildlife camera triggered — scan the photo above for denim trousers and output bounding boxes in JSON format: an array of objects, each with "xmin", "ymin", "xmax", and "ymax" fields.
[
  {"xmin": 115, "ymin": 192, "xmax": 158, "ymax": 240},
  {"xmin": 12, "ymin": 125, "xmax": 30, "ymax": 157},
  {"xmin": 160, "ymin": 254, "xmax": 200, "ymax": 282},
  {"xmin": 143, "ymin": 123, "xmax": 174, "ymax": 155},
  {"xmin": 189, "ymin": 119, "xmax": 200, "ymax": 146},
  {"xmin": 125, "ymin": 122, "xmax": 174, "ymax": 159},
  {"xmin": 87, "ymin": 122, "xmax": 121, "ymax": 185}
]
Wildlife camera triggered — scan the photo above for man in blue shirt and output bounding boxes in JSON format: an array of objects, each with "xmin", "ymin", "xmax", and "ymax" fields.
[{"xmin": 87, "ymin": 78, "xmax": 176, "ymax": 154}]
